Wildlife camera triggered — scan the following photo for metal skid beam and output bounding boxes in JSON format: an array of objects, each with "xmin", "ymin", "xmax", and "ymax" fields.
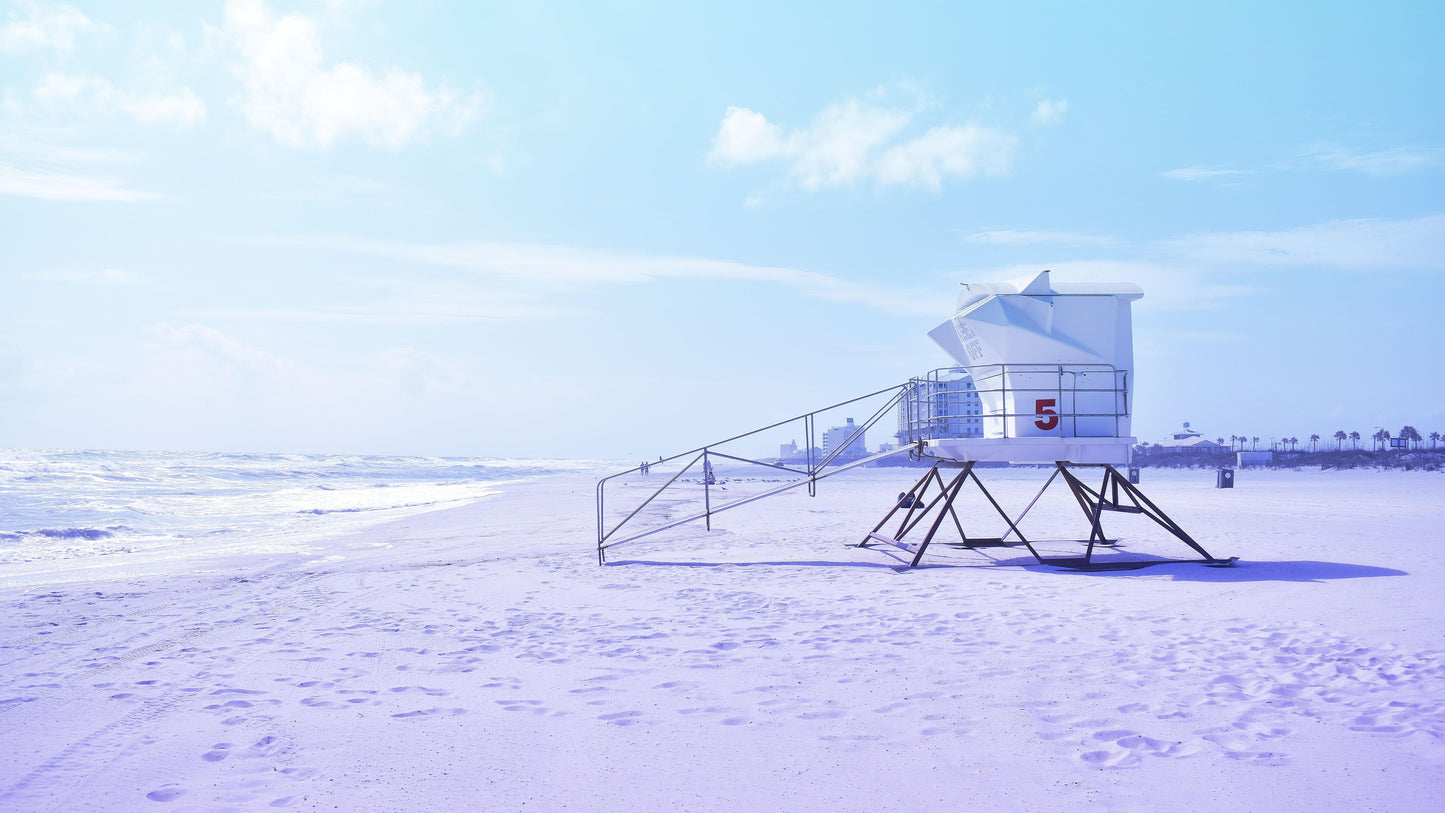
[
  {"xmin": 857, "ymin": 463, "xmax": 1037, "ymax": 568},
  {"xmin": 866, "ymin": 460, "xmax": 1234, "ymax": 570}
]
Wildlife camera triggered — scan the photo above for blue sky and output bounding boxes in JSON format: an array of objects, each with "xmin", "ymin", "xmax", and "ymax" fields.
[{"xmin": 2, "ymin": 0, "xmax": 1442, "ymax": 458}]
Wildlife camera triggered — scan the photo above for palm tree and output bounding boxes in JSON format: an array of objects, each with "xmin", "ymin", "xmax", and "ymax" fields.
[
  {"xmin": 1309, "ymin": 433, "xmax": 1320, "ymax": 452},
  {"xmin": 1349, "ymin": 430, "xmax": 1360, "ymax": 450},
  {"xmin": 1251, "ymin": 436, "xmax": 1260, "ymax": 451},
  {"xmin": 1230, "ymin": 434, "xmax": 1238, "ymax": 450},
  {"xmin": 1431, "ymin": 431, "xmax": 1441, "ymax": 449},
  {"xmin": 1334, "ymin": 430, "xmax": 1347, "ymax": 450},
  {"xmin": 1400, "ymin": 426, "xmax": 1422, "ymax": 450}
]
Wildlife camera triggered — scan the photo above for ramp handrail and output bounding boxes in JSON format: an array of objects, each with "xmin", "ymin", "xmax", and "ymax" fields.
[{"xmin": 596, "ymin": 381, "xmax": 922, "ymax": 563}]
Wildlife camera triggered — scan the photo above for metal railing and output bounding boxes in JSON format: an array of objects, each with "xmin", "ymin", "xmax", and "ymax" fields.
[
  {"xmin": 595, "ymin": 382, "xmax": 922, "ymax": 563},
  {"xmin": 596, "ymin": 363, "xmax": 1133, "ymax": 563},
  {"xmin": 898, "ymin": 364, "xmax": 1129, "ymax": 442}
]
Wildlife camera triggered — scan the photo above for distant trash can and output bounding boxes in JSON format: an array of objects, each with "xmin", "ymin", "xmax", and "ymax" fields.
[
  {"xmin": 1217, "ymin": 468, "xmax": 1234, "ymax": 489},
  {"xmin": 1127, "ymin": 466, "xmax": 1141, "ymax": 484}
]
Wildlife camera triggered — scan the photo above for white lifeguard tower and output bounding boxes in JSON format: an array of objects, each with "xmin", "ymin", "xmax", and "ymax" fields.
[
  {"xmin": 595, "ymin": 271, "xmax": 1233, "ymax": 571},
  {"xmin": 862, "ymin": 270, "xmax": 1231, "ymax": 569},
  {"xmin": 924, "ymin": 270, "xmax": 1139, "ymax": 464}
]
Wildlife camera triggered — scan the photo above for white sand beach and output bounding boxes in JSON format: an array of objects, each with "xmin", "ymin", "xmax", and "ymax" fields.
[{"xmin": 2, "ymin": 467, "xmax": 1443, "ymax": 812}]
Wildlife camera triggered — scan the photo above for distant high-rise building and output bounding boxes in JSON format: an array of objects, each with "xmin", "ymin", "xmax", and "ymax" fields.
[
  {"xmin": 896, "ymin": 374, "xmax": 984, "ymax": 443},
  {"xmin": 822, "ymin": 418, "xmax": 867, "ymax": 462}
]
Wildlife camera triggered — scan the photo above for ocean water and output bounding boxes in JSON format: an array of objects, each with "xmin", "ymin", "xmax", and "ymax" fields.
[{"xmin": 0, "ymin": 449, "xmax": 600, "ymax": 569}]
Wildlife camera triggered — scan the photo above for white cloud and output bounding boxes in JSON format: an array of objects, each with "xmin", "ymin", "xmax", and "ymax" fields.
[
  {"xmin": 1300, "ymin": 145, "xmax": 1445, "ymax": 177},
  {"xmin": 1166, "ymin": 145, "xmax": 1444, "ymax": 182},
  {"xmin": 875, "ymin": 124, "xmax": 1015, "ymax": 189},
  {"xmin": 781, "ymin": 101, "xmax": 911, "ymax": 188},
  {"xmin": 1160, "ymin": 166, "xmax": 1251, "ymax": 182},
  {"xmin": 1158, "ymin": 215, "xmax": 1445, "ymax": 271},
  {"xmin": 0, "ymin": 1, "xmax": 97, "ymax": 54},
  {"xmin": 709, "ymin": 98, "xmax": 1013, "ymax": 191},
  {"xmin": 0, "ymin": 163, "xmax": 159, "ymax": 201},
  {"xmin": 151, "ymin": 323, "xmax": 287, "ymax": 383},
  {"xmin": 1032, "ymin": 99, "xmax": 1067, "ymax": 126},
  {"xmin": 961, "ymin": 228, "xmax": 1118, "ymax": 247},
  {"xmin": 33, "ymin": 72, "xmax": 206, "ymax": 128},
  {"xmin": 224, "ymin": 0, "xmax": 482, "ymax": 149},
  {"xmin": 189, "ymin": 297, "xmax": 564, "ymax": 325},
  {"xmin": 119, "ymin": 88, "xmax": 206, "ymax": 127},
  {"xmin": 0, "ymin": 130, "xmax": 137, "ymax": 165},
  {"xmin": 709, "ymin": 106, "xmax": 786, "ymax": 164},
  {"xmin": 251, "ymin": 234, "xmax": 944, "ymax": 317},
  {"xmin": 20, "ymin": 268, "xmax": 141, "ymax": 284}
]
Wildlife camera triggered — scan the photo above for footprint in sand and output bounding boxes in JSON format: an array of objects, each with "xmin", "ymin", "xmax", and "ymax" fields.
[
  {"xmin": 496, "ymin": 699, "xmax": 548, "ymax": 714},
  {"xmin": 1115, "ymin": 735, "xmax": 1200, "ymax": 758},
  {"xmin": 1080, "ymin": 749, "xmax": 1141, "ymax": 769},
  {"xmin": 404, "ymin": 686, "xmax": 450, "ymax": 696},
  {"xmin": 598, "ymin": 710, "xmax": 642, "ymax": 725},
  {"xmin": 205, "ymin": 700, "xmax": 253, "ymax": 710},
  {"xmin": 201, "ymin": 743, "xmax": 232, "ymax": 762},
  {"xmin": 391, "ymin": 707, "xmax": 467, "ymax": 718},
  {"xmin": 1201, "ymin": 732, "xmax": 1289, "ymax": 764},
  {"xmin": 146, "ymin": 785, "xmax": 184, "ymax": 802}
]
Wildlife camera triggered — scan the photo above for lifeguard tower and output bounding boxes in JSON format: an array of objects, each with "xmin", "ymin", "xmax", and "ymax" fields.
[
  {"xmin": 595, "ymin": 271, "xmax": 1234, "ymax": 570},
  {"xmin": 860, "ymin": 270, "xmax": 1233, "ymax": 569}
]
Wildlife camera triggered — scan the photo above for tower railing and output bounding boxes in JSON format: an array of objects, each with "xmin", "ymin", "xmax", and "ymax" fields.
[{"xmin": 897, "ymin": 364, "xmax": 1128, "ymax": 442}]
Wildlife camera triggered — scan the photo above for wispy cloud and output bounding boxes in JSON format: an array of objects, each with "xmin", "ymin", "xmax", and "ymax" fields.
[
  {"xmin": 250, "ymin": 234, "xmax": 943, "ymax": 317},
  {"xmin": 0, "ymin": 164, "xmax": 159, "ymax": 201},
  {"xmin": 1297, "ymin": 144, "xmax": 1445, "ymax": 177},
  {"xmin": 20, "ymin": 268, "xmax": 141, "ymax": 284},
  {"xmin": 0, "ymin": 1, "xmax": 100, "ymax": 54},
  {"xmin": 1160, "ymin": 166, "xmax": 1252, "ymax": 182},
  {"xmin": 1166, "ymin": 144, "xmax": 1444, "ymax": 182},
  {"xmin": 960, "ymin": 228, "xmax": 1118, "ymax": 247},
  {"xmin": 949, "ymin": 214, "xmax": 1445, "ymax": 312},
  {"xmin": 189, "ymin": 297, "xmax": 565, "ymax": 325},
  {"xmin": 1158, "ymin": 215, "xmax": 1445, "ymax": 270},
  {"xmin": 0, "ymin": 129, "xmax": 138, "ymax": 165},
  {"xmin": 1032, "ymin": 99, "xmax": 1067, "ymax": 126},
  {"xmin": 222, "ymin": 0, "xmax": 483, "ymax": 149},
  {"xmin": 34, "ymin": 72, "xmax": 206, "ymax": 128},
  {"xmin": 708, "ymin": 97, "xmax": 1014, "ymax": 192},
  {"xmin": 152, "ymin": 323, "xmax": 285, "ymax": 380}
]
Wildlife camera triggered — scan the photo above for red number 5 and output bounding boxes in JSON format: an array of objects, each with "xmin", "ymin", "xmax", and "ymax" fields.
[{"xmin": 1034, "ymin": 398, "xmax": 1059, "ymax": 431}]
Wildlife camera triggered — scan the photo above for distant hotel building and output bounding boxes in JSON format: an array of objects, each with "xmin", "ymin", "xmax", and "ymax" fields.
[
  {"xmin": 822, "ymin": 418, "xmax": 867, "ymax": 462},
  {"xmin": 896, "ymin": 374, "xmax": 984, "ymax": 444},
  {"xmin": 776, "ymin": 419, "xmax": 867, "ymax": 465}
]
